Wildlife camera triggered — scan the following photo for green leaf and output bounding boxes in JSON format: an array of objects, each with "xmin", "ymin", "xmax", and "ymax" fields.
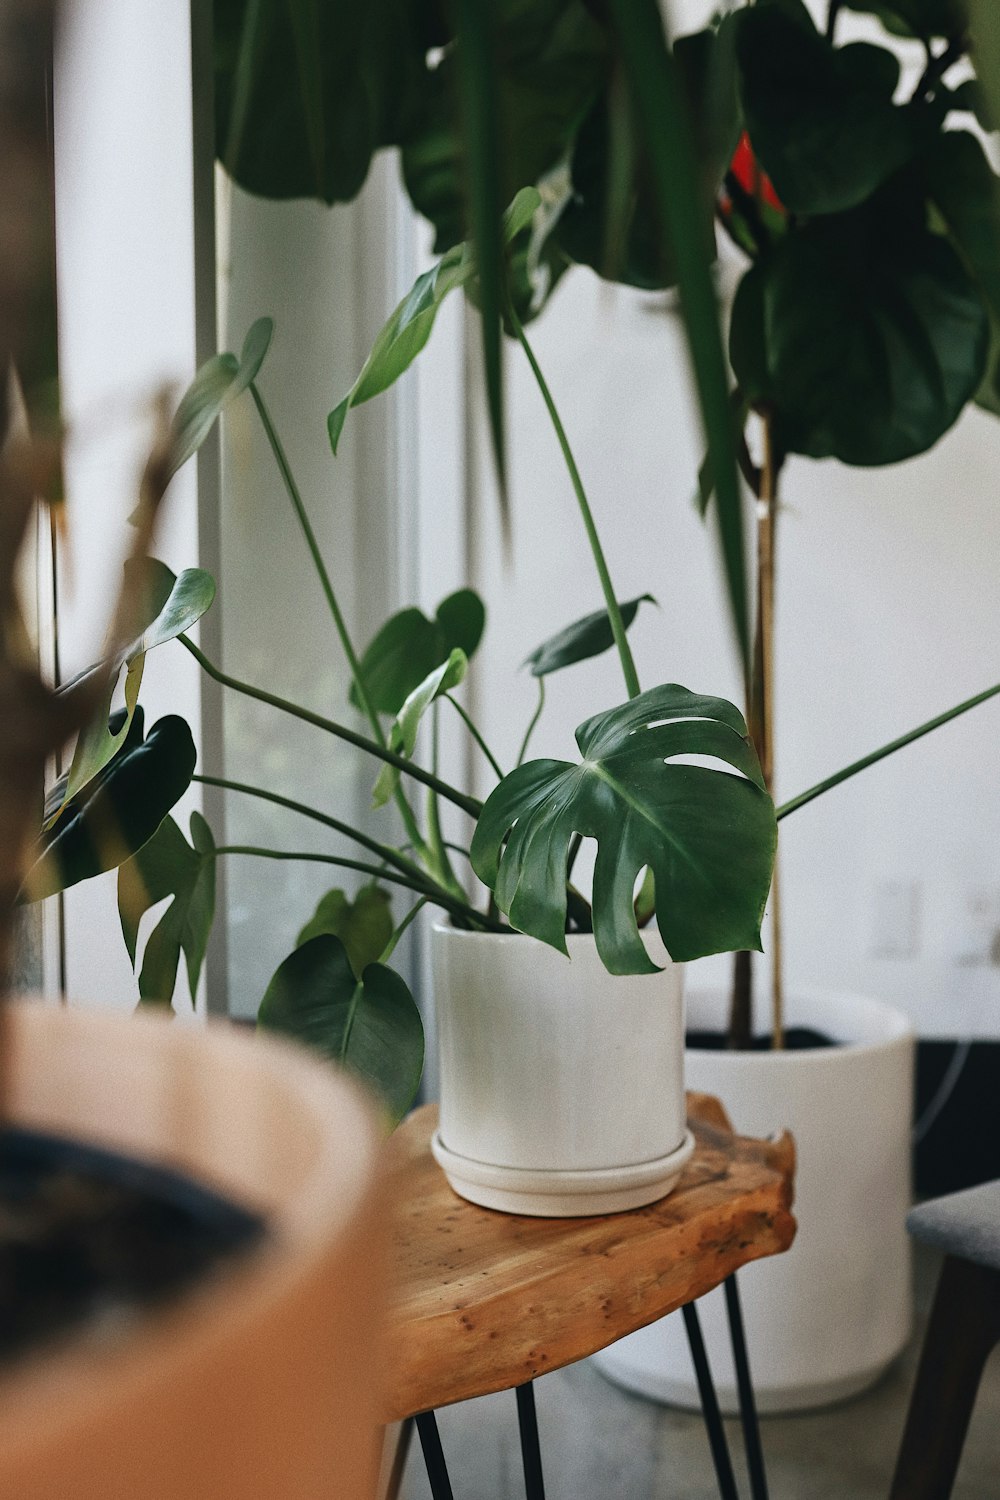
[
  {"xmin": 606, "ymin": 0, "xmax": 751, "ymax": 683},
  {"xmin": 735, "ymin": 7, "xmax": 914, "ymax": 217},
  {"xmin": 523, "ymin": 595, "xmax": 655, "ymax": 678},
  {"xmin": 470, "ymin": 683, "xmax": 776, "ymax": 974},
  {"xmin": 730, "ymin": 181, "xmax": 990, "ymax": 464},
  {"xmin": 328, "ymin": 190, "xmax": 540, "ymax": 454},
  {"xmin": 214, "ymin": 0, "xmax": 429, "ymax": 204},
  {"xmin": 167, "ymin": 317, "xmax": 273, "ymax": 481},
  {"xmin": 351, "ymin": 590, "xmax": 486, "ymax": 715},
  {"xmin": 372, "ymin": 649, "xmax": 468, "ymax": 810},
  {"xmin": 52, "ymin": 561, "xmax": 215, "ymax": 818},
  {"xmin": 969, "ymin": 0, "xmax": 1000, "ymax": 147},
  {"xmin": 296, "ymin": 883, "xmax": 394, "ymax": 979},
  {"xmin": 24, "ymin": 715, "xmax": 197, "ymax": 901},
  {"xmin": 118, "ymin": 811, "xmax": 217, "ymax": 1007},
  {"xmin": 258, "ymin": 934, "xmax": 424, "ymax": 1125}
]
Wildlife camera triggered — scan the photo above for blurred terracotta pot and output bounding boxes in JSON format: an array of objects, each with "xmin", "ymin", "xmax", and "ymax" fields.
[{"xmin": 0, "ymin": 1000, "xmax": 385, "ymax": 1500}]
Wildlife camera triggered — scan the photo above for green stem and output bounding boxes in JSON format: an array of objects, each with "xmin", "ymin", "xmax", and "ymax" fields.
[
  {"xmin": 379, "ymin": 898, "xmax": 428, "ymax": 965},
  {"xmin": 509, "ymin": 306, "xmax": 642, "ymax": 701},
  {"xmin": 179, "ymin": 634, "xmax": 483, "ymax": 820},
  {"xmin": 191, "ymin": 772, "xmax": 426, "ymax": 882},
  {"xmin": 444, "ymin": 693, "xmax": 504, "ymax": 781},
  {"xmin": 777, "ymin": 679, "xmax": 1000, "ymax": 822},
  {"xmin": 516, "ymin": 677, "xmax": 545, "ymax": 767},
  {"xmin": 213, "ymin": 844, "xmax": 502, "ymax": 930},
  {"xmin": 249, "ymin": 380, "xmax": 426, "ymax": 855}
]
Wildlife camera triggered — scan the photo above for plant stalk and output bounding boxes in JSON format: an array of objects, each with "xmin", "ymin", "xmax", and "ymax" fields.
[
  {"xmin": 509, "ymin": 305, "xmax": 642, "ymax": 701},
  {"xmin": 179, "ymin": 634, "xmax": 483, "ymax": 819}
]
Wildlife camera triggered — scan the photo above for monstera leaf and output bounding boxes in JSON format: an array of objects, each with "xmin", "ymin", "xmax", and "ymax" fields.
[
  {"xmin": 24, "ymin": 714, "xmax": 197, "ymax": 901},
  {"xmin": 841, "ymin": 0, "xmax": 967, "ymax": 39},
  {"xmin": 296, "ymin": 883, "xmax": 393, "ymax": 978},
  {"xmin": 258, "ymin": 934, "xmax": 424, "ymax": 1125},
  {"xmin": 166, "ymin": 317, "xmax": 273, "ymax": 482},
  {"xmin": 372, "ymin": 649, "xmax": 468, "ymax": 809},
  {"xmin": 118, "ymin": 811, "xmax": 217, "ymax": 1007},
  {"xmin": 470, "ymin": 684, "xmax": 776, "ymax": 974},
  {"xmin": 523, "ymin": 596, "xmax": 655, "ymax": 678}
]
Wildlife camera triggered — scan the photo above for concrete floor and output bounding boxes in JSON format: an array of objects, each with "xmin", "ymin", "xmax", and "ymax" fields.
[{"xmin": 398, "ymin": 1243, "xmax": 1000, "ymax": 1499}]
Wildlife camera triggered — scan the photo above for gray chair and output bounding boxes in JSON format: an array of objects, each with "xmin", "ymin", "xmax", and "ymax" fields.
[{"xmin": 890, "ymin": 1183, "xmax": 1000, "ymax": 1499}]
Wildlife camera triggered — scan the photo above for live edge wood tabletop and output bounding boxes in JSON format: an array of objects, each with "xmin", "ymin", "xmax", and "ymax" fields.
[{"xmin": 384, "ymin": 1092, "xmax": 796, "ymax": 1423}]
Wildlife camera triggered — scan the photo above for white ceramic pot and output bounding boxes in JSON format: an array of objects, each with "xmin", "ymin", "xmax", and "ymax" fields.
[
  {"xmin": 593, "ymin": 987, "xmax": 915, "ymax": 1413},
  {"xmin": 430, "ymin": 924, "xmax": 694, "ymax": 1216}
]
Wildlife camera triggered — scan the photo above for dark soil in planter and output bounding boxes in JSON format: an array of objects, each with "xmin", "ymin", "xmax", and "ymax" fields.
[
  {"xmin": 0, "ymin": 1127, "xmax": 266, "ymax": 1369},
  {"xmin": 686, "ymin": 1027, "xmax": 837, "ymax": 1051}
]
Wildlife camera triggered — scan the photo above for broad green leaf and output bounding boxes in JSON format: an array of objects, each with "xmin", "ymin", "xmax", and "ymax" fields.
[
  {"xmin": 350, "ymin": 590, "xmax": 486, "ymax": 715},
  {"xmin": 166, "ymin": 317, "xmax": 273, "ymax": 481},
  {"xmin": 470, "ymin": 683, "xmax": 776, "ymax": 974},
  {"xmin": 118, "ymin": 811, "xmax": 217, "ymax": 1007},
  {"xmin": 53, "ymin": 561, "xmax": 215, "ymax": 818},
  {"xmin": 523, "ymin": 595, "xmax": 655, "ymax": 678},
  {"xmin": 606, "ymin": 0, "xmax": 751, "ymax": 682},
  {"xmin": 24, "ymin": 715, "xmax": 197, "ymax": 901},
  {"xmin": 924, "ymin": 131, "xmax": 1000, "ymax": 417},
  {"xmin": 327, "ymin": 190, "xmax": 541, "ymax": 454},
  {"xmin": 969, "ymin": 0, "xmax": 1000, "ymax": 144},
  {"xmin": 296, "ymin": 883, "xmax": 394, "ymax": 979},
  {"xmin": 258, "ymin": 934, "xmax": 424, "ymax": 1125},
  {"xmin": 730, "ymin": 181, "xmax": 990, "ymax": 465},
  {"xmin": 214, "ymin": 0, "xmax": 429, "ymax": 203},
  {"xmin": 735, "ymin": 7, "xmax": 914, "ymax": 217},
  {"xmin": 372, "ymin": 649, "xmax": 468, "ymax": 809}
]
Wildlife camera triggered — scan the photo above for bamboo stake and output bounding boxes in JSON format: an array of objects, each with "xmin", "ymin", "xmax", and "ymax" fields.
[{"xmin": 756, "ymin": 410, "xmax": 783, "ymax": 1049}]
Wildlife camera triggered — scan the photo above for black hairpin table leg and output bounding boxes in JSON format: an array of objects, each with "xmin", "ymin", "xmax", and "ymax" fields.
[
  {"xmin": 515, "ymin": 1382, "xmax": 546, "ymax": 1500},
  {"xmin": 724, "ymin": 1275, "xmax": 769, "ymax": 1500},
  {"xmin": 682, "ymin": 1300, "xmax": 741, "ymax": 1500},
  {"xmin": 415, "ymin": 1410, "xmax": 455, "ymax": 1500}
]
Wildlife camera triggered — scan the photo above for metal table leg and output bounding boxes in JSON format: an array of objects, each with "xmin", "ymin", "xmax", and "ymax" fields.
[
  {"xmin": 724, "ymin": 1275, "xmax": 769, "ymax": 1500},
  {"xmin": 415, "ymin": 1410, "xmax": 455, "ymax": 1500},
  {"xmin": 515, "ymin": 1382, "xmax": 546, "ymax": 1500},
  {"xmin": 682, "ymin": 1300, "xmax": 741, "ymax": 1500}
]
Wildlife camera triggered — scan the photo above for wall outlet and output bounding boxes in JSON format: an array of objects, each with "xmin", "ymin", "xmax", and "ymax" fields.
[{"xmin": 943, "ymin": 883, "xmax": 1000, "ymax": 968}]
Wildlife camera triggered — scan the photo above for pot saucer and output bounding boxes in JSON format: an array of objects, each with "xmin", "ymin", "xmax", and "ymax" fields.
[{"xmin": 430, "ymin": 1129, "xmax": 696, "ymax": 1218}]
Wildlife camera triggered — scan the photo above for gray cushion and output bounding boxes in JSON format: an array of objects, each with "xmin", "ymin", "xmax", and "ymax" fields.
[{"xmin": 908, "ymin": 1182, "xmax": 1000, "ymax": 1272}]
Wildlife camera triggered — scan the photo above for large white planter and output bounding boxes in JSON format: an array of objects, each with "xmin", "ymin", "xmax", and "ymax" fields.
[
  {"xmin": 430, "ymin": 925, "xmax": 693, "ymax": 1216},
  {"xmin": 593, "ymin": 987, "xmax": 915, "ymax": 1413}
]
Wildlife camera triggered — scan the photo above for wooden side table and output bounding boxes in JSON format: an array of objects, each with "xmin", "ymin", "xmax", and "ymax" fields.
[{"xmin": 386, "ymin": 1093, "xmax": 795, "ymax": 1500}]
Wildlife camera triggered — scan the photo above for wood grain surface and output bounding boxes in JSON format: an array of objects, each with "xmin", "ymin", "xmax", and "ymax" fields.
[{"xmin": 385, "ymin": 1093, "xmax": 795, "ymax": 1421}]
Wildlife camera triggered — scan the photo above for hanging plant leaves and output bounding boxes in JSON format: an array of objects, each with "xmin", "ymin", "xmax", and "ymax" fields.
[
  {"xmin": 923, "ymin": 130, "xmax": 1000, "ymax": 417},
  {"xmin": 400, "ymin": 0, "xmax": 608, "ymax": 257},
  {"xmin": 258, "ymin": 934, "xmax": 424, "ymax": 1125},
  {"xmin": 118, "ymin": 811, "xmax": 217, "ymax": 1008},
  {"xmin": 372, "ymin": 649, "xmax": 468, "ymax": 809},
  {"xmin": 167, "ymin": 317, "xmax": 273, "ymax": 482},
  {"xmin": 350, "ymin": 589, "xmax": 485, "ymax": 715},
  {"xmin": 523, "ymin": 595, "xmax": 655, "ymax": 678},
  {"xmin": 214, "ymin": 0, "xmax": 428, "ymax": 204},
  {"xmin": 734, "ymin": 6, "xmax": 914, "ymax": 216},
  {"xmin": 23, "ymin": 715, "xmax": 197, "ymax": 901},
  {"xmin": 296, "ymin": 883, "xmax": 394, "ymax": 979},
  {"xmin": 470, "ymin": 683, "xmax": 776, "ymax": 974},
  {"xmin": 50, "ymin": 560, "xmax": 215, "ymax": 821},
  {"xmin": 328, "ymin": 189, "xmax": 539, "ymax": 454},
  {"xmin": 729, "ymin": 181, "xmax": 990, "ymax": 464},
  {"xmin": 556, "ymin": 24, "xmax": 739, "ymax": 290}
]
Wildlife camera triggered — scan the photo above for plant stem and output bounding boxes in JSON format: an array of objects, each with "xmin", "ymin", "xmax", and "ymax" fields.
[
  {"xmin": 516, "ymin": 676, "xmax": 545, "ymax": 767},
  {"xmin": 379, "ymin": 899, "xmax": 428, "ymax": 965},
  {"xmin": 179, "ymin": 634, "xmax": 483, "ymax": 819},
  {"xmin": 212, "ymin": 844, "xmax": 502, "ymax": 930},
  {"xmin": 509, "ymin": 305, "xmax": 642, "ymax": 701},
  {"xmin": 913, "ymin": 34, "xmax": 966, "ymax": 100},
  {"xmin": 825, "ymin": 0, "xmax": 842, "ymax": 41},
  {"xmin": 758, "ymin": 412, "xmax": 783, "ymax": 1050},
  {"xmin": 777, "ymin": 679, "xmax": 1000, "ymax": 822},
  {"xmin": 444, "ymin": 692, "xmax": 504, "ymax": 781},
  {"xmin": 249, "ymin": 380, "xmax": 427, "ymax": 857},
  {"xmin": 191, "ymin": 772, "xmax": 426, "ymax": 882}
]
